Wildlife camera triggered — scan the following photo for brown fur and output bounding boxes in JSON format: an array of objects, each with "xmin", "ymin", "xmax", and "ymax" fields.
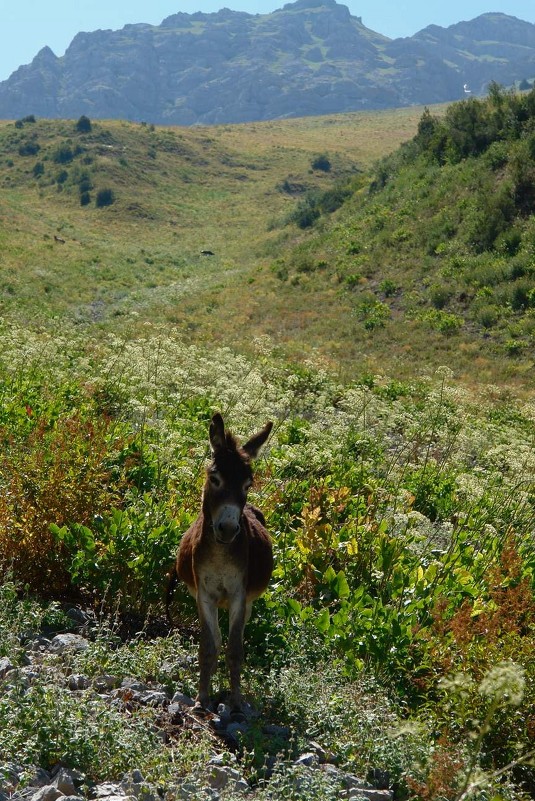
[{"xmin": 172, "ymin": 413, "xmax": 273, "ymax": 710}]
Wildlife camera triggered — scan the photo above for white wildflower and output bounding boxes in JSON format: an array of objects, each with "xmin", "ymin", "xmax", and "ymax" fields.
[{"xmin": 478, "ymin": 662, "xmax": 525, "ymax": 707}]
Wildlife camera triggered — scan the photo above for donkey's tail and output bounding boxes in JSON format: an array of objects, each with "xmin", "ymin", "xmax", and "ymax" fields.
[{"xmin": 166, "ymin": 564, "xmax": 178, "ymax": 626}]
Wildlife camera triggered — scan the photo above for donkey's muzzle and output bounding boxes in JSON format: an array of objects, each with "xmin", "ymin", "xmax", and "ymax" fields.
[{"xmin": 213, "ymin": 505, "xmax": 241, "ymax": 544}]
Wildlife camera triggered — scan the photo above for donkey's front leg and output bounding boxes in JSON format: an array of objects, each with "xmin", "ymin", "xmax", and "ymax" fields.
[
  {"xmin": 196, "ymin": 592, "xmax": 221, "ymax": 709},
  {"xmin": 227, "ymin": 595, "xmax": 251, "ymax": 711}
]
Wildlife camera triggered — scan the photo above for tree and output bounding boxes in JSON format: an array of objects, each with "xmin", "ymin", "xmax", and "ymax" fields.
[
  {"xmin": 76, "ymin": 115, "xmax": 92, "ymax": 133},
  {"xmin": 311, "ymin": 153, "xmax": 331, "ymax": 172},
  {"xmin": 95, "ymin": 188, "xmax": 115, "ymax": 208}
]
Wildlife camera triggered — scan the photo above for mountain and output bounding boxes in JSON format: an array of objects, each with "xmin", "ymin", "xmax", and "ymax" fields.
[{"xmin": 0, "ymin": 0, "xmax": 534, "ymax": 125}]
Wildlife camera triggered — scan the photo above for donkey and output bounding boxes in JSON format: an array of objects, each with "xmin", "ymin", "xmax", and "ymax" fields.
[{"xmin": 167, "ymin": 413, "xmax": 273, "ymax": 712}]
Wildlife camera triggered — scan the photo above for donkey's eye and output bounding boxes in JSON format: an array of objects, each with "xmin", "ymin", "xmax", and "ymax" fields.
[{"xmin": 209, "ymin": 472, "xmax": 222, "ymax": 488}]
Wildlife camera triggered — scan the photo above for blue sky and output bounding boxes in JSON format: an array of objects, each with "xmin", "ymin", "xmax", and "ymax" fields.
[{"xmin": 1, "ymin": 0, "xmax": 534, "ymax": 81}]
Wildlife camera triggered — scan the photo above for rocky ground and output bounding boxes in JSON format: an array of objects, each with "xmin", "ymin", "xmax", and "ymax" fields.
[{"xmin": 0, "ymin": 613, "xmax": 393, "ymax": 801}]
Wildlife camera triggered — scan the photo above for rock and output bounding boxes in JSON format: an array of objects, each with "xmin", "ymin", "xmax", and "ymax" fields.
[
  {"xmin": 49, "ymin": 634, "xmax": 89, "ymax": 654},
  {"xmin": 322, "ymin": 765, "xmax": 393, "ymax": 801},
  {"xmin": 171, "ymin": 691, "xmax": 195, "ymax": 707},
  {"xmin": 168, "ymin": 703, "xmax": 184, "ymax": 724},
  {"xmin": 346, "ymin": 792, "xmax": 393, "ymax": 801},
  {"xmin": 121, "ymin": 678, "xmax": 148, "ymax": 692},
  {"xmin": 308, "ymin": 739, "xmax": 338, "ymax": 764},
  {"xmin": 226, "ymin": 720, "xmax": 249, "ymax": 738},
  {"xmin": 120, "ymin": 771, "xmax": 159, "ymax": 801},
  {"xmin": 0, "ymin": 762, "xmax": 25, "ymax": 792},
  {"xmin": 294, "ymin": 753, "xmax": 319, "ymax": 767},
  {"xmin": 138, "ymin": 690, "xmax": 169, "ymax": 707},
  {"xmin": 31, "ymin": 769, "xmax": 53, "ymax": 788},
  {"xmin": 0, "ymin": 657, "xmax": 15, "ymax": 679},
  {"xmin": 66, "ymin": 607, "xmax": 90, "ymax": 627},
  {"xmin": 174, "ymin": 780, "xmax": 211, "ymax": 800},
  {"xmin": 93, "ymin": 674, "xmax": 121, "ymax": 692},
  {"xmin": 1, "ymin": 6, "xmax": 534, "ymax": 126},
  {"xmin": 216, "ymin": 703, "xmax": 231, "ymax": 724},
  {"xmin": 29, "ymin": 786, "xmax": 63, "ymax": 801},
  {"xmin": 263, "ymin": 723, "xmax": 291, "ymax": 739},
  {"xmin": 207, "ymin": 764, "xmax": 248, "ymax": 793},
  {"xmin": 51, "ymin": 768, "xmax": 77, "ymax": 796},
  {"xmin": 25, "ymin": 636, "xmax": 52, "ymax": 654},
  {"xmin": 68, "ymin": 674, "xmax": 90, "ymax": 691},
  {"xmin": 93, "ymin": 783, "xmax": 131, "ymax": 801},
  {"xmin": 368, "ymin": 768, "xmax": 390, "ymax": 790}
]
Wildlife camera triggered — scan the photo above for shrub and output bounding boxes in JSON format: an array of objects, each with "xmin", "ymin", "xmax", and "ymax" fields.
[
  {"xmin": 18, "ymin": 140, "xmax": 40, "ymax": 157},
  {"xmin": 75, "ymin": 115, "xmax": 92, "ymax": 133},
  {"xmin": 510, "ymin": 280, "xmax": 535, "ymax": 310},
  {"xmin": 0, "ymin": 413, "xmax": 125, "ymax": 596},
  {"xmin": 430, "ymin": 285, "xmax": 452, "ymax": 309},
  {"xmin": 477, "ymin": 304, "xmax": 499, "ymax": 328},
  {"xmin": 96, "ymin": 188, "xmax": 115, "ymax": 208},
  {"xmin": 357, "ymin": 297, "xmax": 391, "ymax": 329},
  {"xmin": 53, "ymin": 143, "xmax": 74, "ymax": 164},
  {"xmin": 292, "ymin": 201, "xmax": 320, "ymax": 229},
  {"xmin": 79, "ymin": 176, "xmax": 93, "ymax": 193},
  {"xmin": 419, "ymin": 308, "xmax": 463, "ymax": 335},
  {"xmin": 32, "ymin": 162, "xmax": 44, "ymax": 178},
  {"xmin": 311, "ymin": 153, "xmax": 331, "ymax": 172},
  {"xmin": 80, "ymin": 191, "xmax": 91, "ymax": 206},
  {"xmin": 379, "ymin": 279, "xmax": 397, "ymax": 297}
]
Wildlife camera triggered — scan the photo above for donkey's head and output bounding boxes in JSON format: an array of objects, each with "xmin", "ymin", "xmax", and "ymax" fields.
[{"xmin": 203, "ymin": 413, "xmax": 272, "ymax": 544}]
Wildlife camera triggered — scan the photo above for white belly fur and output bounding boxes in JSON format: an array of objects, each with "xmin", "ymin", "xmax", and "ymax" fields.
[{"xmin": 196, "ymin": 548, "xmax": 246, "ymax": 607}]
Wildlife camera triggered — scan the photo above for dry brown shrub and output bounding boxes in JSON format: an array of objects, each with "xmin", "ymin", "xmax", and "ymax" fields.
[
  {"xmin": 0, "ymin": 413, "xmax": 124, "ymax": 596},
  {"xmin": 406, "ymin": 736, "xmax": 465, "ymax": 801}
]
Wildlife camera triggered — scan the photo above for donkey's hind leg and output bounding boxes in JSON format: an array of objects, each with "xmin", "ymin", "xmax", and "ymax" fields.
[{"xmin": 196, "ymin": 593, "xmax": 221, "ymax": 709}]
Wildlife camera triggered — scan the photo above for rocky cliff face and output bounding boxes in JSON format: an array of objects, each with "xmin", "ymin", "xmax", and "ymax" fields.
[{"xmin": 0, "ymin": 0, "xmax": 533, "ymax": 124}]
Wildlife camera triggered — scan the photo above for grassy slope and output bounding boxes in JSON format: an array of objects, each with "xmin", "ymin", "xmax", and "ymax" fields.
[
  {"xmin": 0, "ymin": 108, "xmax": 423, "ymax": 353},
  {"xmin": 256, "ymin": 97, "xmax": 535, "ymax": 390}
]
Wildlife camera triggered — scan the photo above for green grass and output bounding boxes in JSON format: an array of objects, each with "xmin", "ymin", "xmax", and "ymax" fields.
[
  {"xmin": 262, "ymin": 90, "xmax": 535, "ymax": 389},
  {"xmin": 0, "ymin": 108, "xmax": 424, "ymax": 347}
]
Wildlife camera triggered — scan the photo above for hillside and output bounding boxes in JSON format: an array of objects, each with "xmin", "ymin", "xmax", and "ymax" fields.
[
  {"xmin": 1, "ymin": 98, "xmax": 534, "ymax": 387},
  {"xmin": 0, "ymin": 106, "xmax": 420, "ymax": 342},
  {"xmin": 0, "ymin": 0, "xmax": 534, "ymax": 124},
  {"xmin": 267, "ymin": 85, "xmax": 535, "ymax": 387}
]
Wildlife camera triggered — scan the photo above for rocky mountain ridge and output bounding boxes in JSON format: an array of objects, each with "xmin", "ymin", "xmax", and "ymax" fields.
[{"xmin": 0, "ymin": 0, "xmax": 534, "ymax": 125}]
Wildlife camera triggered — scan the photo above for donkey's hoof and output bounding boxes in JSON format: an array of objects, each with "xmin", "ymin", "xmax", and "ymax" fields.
[{"xmin": 192, "ymin": 701, "xmax": 210, "ymax": 716}]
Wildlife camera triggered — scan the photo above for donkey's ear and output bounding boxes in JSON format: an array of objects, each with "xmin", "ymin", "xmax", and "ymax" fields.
[
  {"xmin": 243, "ymin": 421, "xmax": 273, "ymax": 459},
  {"xmin": 209, "ymin": 413, "xmax": 226, "ymax": 452}
]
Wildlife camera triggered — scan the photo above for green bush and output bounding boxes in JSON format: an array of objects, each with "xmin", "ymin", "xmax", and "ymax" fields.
[
  {"xmin": 18, "ymin": 140, "xmax": 40, "ymax": 157},
  {"xmin": 95, "ymin": 187, "xmax": 115, "ymax": 208},
  {"xmin": 311, "ymin": 153, "xmax": 331, "ymax": 172},
  {"xmin": 53, "ymin": 143, "xmax": 75, "ymax": 164},
  {"xmin": 75, "ymin": 115, "xmax": 92, "ymax": 134}
]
